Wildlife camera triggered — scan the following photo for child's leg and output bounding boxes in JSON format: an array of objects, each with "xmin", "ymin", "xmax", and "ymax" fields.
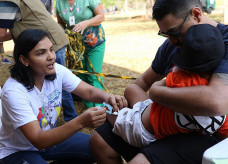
[
  {"xmin": 124, "ymin": 84, "xmax": 149, "ymax": 108},
  {"xmin": 108, "ymin": 85, "xmax": 150, "ymax": 127},
  {"xmin": 106, "ymin": 113, "xmax": 117, "ymax": 127},
  {"xmin": 112, "ymin": 100, "xmax": 155, "ymax": 147},
  {"xmin": 124, "ymin": 85, "xmax": 153, "ymax": 133},
  {"xmin": 141, "ymin": 104, "xmax": 154, "ymax": 134}
]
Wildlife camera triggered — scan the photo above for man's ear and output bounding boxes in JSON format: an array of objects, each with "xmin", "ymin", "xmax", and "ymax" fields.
[
  {"xmin": 19, "ymin": 55, "xmax": 29, "ymax": 67},
  {"xmin": 191, "ymin": 7, "xmax": 203, "ymax": 23}
]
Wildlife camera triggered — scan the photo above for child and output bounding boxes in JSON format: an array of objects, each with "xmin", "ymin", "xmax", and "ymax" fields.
[{"xmin": 108, "ymin": 24, "xmax": 227, "ymax": 147}]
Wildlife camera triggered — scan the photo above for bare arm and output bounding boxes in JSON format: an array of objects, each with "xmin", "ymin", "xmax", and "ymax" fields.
[
  {"xmin": 0, "ymin": 28, "xmax": 12, "ymax": 42},
  {"xmin": 73, "ymin": 81, "xmax": 128, "ymax": 111},
  {"xmin": 20, "ymin": 107, "xmax": 106, "ymax": 150},
  {"xmin": 72, "ymin": 3, "xmax": 105, "ymax": 34},
  {"xmin": 149, "ymin": 73, "xmax": 228, "ymax": 116}
]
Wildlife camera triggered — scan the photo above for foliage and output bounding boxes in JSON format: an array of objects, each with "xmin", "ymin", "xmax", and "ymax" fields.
[
  {"xmin": 101, "ymin": 0, "xmax": 116, "ymax": 7},
  {"xmin": 102, "ymin": 0, "xmax": 147, "ymax": 9}
]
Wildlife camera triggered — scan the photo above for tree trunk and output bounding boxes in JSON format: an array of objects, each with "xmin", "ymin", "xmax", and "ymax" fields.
[{"xmin": 146, "ymin": 0, "xmax": 154, "ymax": 18}]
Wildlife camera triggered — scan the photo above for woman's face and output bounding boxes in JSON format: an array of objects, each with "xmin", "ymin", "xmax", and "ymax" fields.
[{"xmin": 26, "ymin": 36, "xmax": 56, "ymax": 79}]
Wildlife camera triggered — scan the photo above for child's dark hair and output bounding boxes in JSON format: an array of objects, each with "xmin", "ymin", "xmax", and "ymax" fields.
[{"xmin": 10, "ymin": 29, "xmax": 56, "ymax": 90}]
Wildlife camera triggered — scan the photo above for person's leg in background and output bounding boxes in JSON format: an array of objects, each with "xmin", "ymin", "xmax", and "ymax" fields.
[
  {"xmin": 78, "ymin": 42, "xmax": 105, "ymax": 108},
  {"xmin": 0, "ymin": 42, "xmax": 11, "ymax": 64},
  {"xmin": 55, "ymin": 47, "xmax": 78, "ymax": 122}
]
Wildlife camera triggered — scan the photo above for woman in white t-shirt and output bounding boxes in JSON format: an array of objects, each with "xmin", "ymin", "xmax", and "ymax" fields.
[{"xmin": 0, "ymin": 29, "xmax": 127, "ymax": 164}]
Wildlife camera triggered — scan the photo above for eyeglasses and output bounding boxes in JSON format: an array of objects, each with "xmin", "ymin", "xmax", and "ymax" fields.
[{"xmin": 158, "ymin": 9, "xmax": 192, "ymax": 38}]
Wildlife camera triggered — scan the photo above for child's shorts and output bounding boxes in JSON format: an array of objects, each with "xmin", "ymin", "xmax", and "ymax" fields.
[{"xmin": 112, "ymin": 99, "xmax": 156, "ymax": 147}]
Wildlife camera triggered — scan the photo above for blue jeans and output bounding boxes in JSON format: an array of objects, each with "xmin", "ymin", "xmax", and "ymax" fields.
[
  {"xmin": 56, "ymin": 47, "xmax": 77, "ymax": 122},
  {"xmin": 1, "ymin": 132, "xmax": 95, "ymax": 164}
]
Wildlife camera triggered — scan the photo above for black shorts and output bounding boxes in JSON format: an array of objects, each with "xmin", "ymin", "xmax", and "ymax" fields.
[{"xmin": 96, "ymin": 121, "xmax": 219, "ymax": 164}]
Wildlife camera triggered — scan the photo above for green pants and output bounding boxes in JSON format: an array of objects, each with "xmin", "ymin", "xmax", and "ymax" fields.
[{"xmin": 78, "ymin": 42, "xmax": 105, "ymax": 108}]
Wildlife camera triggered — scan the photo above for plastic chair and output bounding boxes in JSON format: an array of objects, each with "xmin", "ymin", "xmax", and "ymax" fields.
[{"xmin": 202, "ymin": 137, "xmax": 228, "ymax": 164}]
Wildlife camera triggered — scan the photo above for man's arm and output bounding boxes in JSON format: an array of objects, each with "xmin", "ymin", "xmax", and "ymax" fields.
[
  {"xmin": 149, "ymin": 73, "xmax": 228, "ymax": 116},
  {"xmin": 0, "ymin": 28, "xmax": 12, "ymax": 42}
]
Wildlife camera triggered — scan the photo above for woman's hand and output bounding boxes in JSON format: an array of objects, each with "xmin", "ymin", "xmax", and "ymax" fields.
[
  {"xmin": 105, "ymin": 94, "xmax": 128, "ymax": 112},
  {"xmin": 72, "ymin": 21, "xmax": 88, "ymax": 34},
  {"xmin": 19, "ymin": 107, "xmax": 106, "ymax": 149},
  {"xmin": 78, "ymin": 107, "xmax": 106, "ymax": 128},
  {"xmin": 72, "ymin": 4, "xmax": 104, "ymax": 34}
]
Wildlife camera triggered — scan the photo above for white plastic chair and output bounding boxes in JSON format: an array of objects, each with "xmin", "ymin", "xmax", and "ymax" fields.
[{"xmin": 202, "ymin": 137, "xmax": 228, "ymax": 164}]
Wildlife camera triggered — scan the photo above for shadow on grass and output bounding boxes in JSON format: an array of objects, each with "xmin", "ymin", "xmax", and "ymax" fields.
[{"xmin": 102, "ymin": 62, "xmax": 141, "ymax": 95}]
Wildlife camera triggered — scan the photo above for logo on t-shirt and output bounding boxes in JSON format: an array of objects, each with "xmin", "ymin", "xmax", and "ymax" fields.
[
  {"xmin": 37, "ymin": 89, "xmax": 61, "ymax": 130},
  {"xmin": 174, "ymin": 112, "xmax": 226, "ymax": 134}
]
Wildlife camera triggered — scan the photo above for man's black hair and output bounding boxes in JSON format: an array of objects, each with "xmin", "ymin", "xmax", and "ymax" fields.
[{"xmin": 152, "ymin": 0, "xmax": 202, "ymax": 21}]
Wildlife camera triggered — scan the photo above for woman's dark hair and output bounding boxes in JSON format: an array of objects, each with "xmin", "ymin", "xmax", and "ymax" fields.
[
  {"xmin": 10, "ymin": 29, "xmax": 56, "ymax": 90},
  {"xmin": 152, "ymin": 0, "xmax": 202, "ymax": 21}
]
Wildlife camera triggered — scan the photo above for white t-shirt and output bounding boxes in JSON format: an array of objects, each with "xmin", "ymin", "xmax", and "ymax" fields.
[{"xmin": 0, "ymin": 63, "xmax": 81, "ymax": 159}]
